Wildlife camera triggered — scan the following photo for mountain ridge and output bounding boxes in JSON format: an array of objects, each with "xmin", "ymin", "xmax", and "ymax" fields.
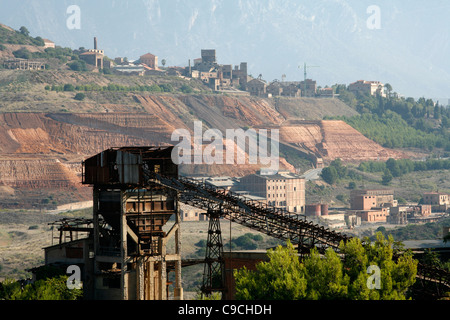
[{"xmin": 1, "ymin": 1, "xmax": 449, "ymax": 99}]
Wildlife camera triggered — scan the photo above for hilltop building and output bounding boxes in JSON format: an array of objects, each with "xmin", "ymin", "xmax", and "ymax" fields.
[
  {"xmin": 139, "ymin": 53, "xmax": 158, "ymax": 70},
  {"xmin": 348, "ymin": 80, "xmax": 386, "ymax": 97},
  {"xmin": 79, "ymin": 37, "xmax": 104, "ymax": 69},
  {"xmin": 299, "ymin": 79, "xmax": 317, "ymax": 97},
  {"xmin": 189, "ymin": 49, "xmax": 248, "ymax": 91},
  {"xmin": 266, "ymin": 81, "xmax": 302, "ymax": 97},
  {"xmin": 43, "ymin": 38, "xmax": 55, "ymax": 49},
  {"xmin": 246, "ymin": 78, "xmax": 268, "ymax": 97},
  {"xmin": 317, "ymin": 87, "xmax": 334, "ymax": 98}
]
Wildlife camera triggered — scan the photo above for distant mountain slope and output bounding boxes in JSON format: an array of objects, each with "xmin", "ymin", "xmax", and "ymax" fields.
[{"xmin": 0, "ymin": 1, "xmax": 449, "ymax": 98}]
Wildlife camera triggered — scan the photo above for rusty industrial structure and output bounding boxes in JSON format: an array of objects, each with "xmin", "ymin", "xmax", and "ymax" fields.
[
  {"xmin": 3, "ymin": 58, "xmax": 46, "ymax": 70},
  {"xmin": 36, "ymin": 146, "xmax": 450, "ymax": 300},
  {"xmin": 80, "ymin": 146, "xmax": 182, "ymax": 299}
]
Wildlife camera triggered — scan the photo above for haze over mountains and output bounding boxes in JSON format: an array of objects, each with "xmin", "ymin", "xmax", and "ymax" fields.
[{"xmin": 0, "ymin": 0, "xmax": 449, "ymax": 100}]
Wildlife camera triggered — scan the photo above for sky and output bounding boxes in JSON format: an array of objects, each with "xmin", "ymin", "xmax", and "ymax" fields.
[{"xmin": 0, "ymin": 0, "xmax": 449, "ymax": 101}]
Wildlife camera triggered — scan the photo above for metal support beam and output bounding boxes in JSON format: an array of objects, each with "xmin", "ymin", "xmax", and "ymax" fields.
[{"xmin": 120, "ymin": 190, "xmax": 128, "ymax": 300}]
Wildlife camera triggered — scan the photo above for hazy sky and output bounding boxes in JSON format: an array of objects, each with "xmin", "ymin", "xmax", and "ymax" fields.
[{"xmin": 0, "ymin": 0, "xmax": 449, "ymax": 100}]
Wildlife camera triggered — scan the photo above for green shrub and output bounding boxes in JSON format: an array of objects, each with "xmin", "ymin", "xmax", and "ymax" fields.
[
  {"xmin": 74, "ymin": 93, "xmax": 86, "ymax": 101},
  {"xmin": 180, "ymin": 84, "xmax": 193, "ymax": 93}
]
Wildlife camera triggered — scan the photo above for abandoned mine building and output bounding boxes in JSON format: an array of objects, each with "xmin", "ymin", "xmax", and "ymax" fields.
[{"xmin": 238, "ymin": 170, "xmax": 306, "ymax": 214}]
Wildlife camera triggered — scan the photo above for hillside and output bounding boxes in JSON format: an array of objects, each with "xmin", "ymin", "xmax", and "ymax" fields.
[
  {"xmin": 0, "ymin": 23, "xmax": 409, "ymax": 209},
  {"xmin": 0, "ymin": 67, "xmax": 405, "ymax": 209}
]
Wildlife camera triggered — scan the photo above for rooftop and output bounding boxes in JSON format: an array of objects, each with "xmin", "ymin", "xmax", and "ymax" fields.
[{"xmin": 253, "ymin": 171, "xmax": 304, "ymax": 180}]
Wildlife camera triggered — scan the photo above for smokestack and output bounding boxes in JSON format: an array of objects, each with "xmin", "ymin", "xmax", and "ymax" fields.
[{"xmin": 94, "ymin": 37, "xmax": 97, "ymax": 50}]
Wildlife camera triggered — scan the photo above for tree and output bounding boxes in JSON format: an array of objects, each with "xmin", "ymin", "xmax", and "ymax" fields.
[
  {"xmin": 330, "ymin": 158, "xmax": 347, "ymax": 178},
  {"xmin": 74, "ymin": 93, "xmax": 86, "ymax": 101},
  {"xmin": 382, "ymin": 169, "xmax": 393, "ymax": 185},
  {"xmin": 321, "ymin": 166, "xmax": 338, "ymax": 185},
  {"xmin": 180, "ymin": 84, "xmax": 193, "ymax": 94},
  {"xmin": 386, "ymin": 158, "xmax": 401, "ymax": 177},
  {"xmin": 19, "ymin": 26, "xmax": 30, "ymax": 36},
  {"xmin": 12, "ymin": 48, "xmax": 32, "ymax": 60},
  {"xmin": 234, "ymin": 233, "xmax": 418, "ymax": 300},
  {"xmin": 68, "ymin": 60, "xmax": 87, "ymax": 71},
  {"xmin": 385, "ymin": 83, "xmax": 393, "ymax": 99},
  {"xmin": 0, "ymin": 276, "xmax": 82, "ymax": 300},
  {"xmin": 63, "ymin": 84, "xmax": 75, "ymax": 91},
  {"xmin": 161, "ymin": 59, "xmax": 166, "ymax": 67},
  {"xmin": 234, "ymin": 241, "xmax": 307, "ymax": 300}
]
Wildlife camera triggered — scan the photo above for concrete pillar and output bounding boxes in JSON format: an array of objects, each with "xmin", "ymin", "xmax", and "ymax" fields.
[
  {"xmin": 149, "ymin": 261, "xmax": 155, "ymax": 300},
  {"xmin": 158, "ymin": 238, "xmax": 167, "ymax": 300},
  {"xmin": 137, "ymin": 257, "xmax": 145, "ymax": 300}
]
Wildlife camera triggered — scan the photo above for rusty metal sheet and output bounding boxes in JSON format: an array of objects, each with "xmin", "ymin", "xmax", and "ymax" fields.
[{"xmin": 116, "ymin": 150, "xmax": 142, "ymax": 184}]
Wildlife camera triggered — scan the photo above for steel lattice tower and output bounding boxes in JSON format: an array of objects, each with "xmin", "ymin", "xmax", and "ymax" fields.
[{"xmin": 201, "ymin": 209, "xmax": 225, "ymax": 297}]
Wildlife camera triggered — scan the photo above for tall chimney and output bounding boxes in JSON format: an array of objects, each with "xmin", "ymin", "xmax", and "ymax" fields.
[{"xmin": 94, "ymin": 37, "xmax": 97, "ymax": 50}]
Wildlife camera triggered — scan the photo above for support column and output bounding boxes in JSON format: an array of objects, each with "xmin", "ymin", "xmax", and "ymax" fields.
[
  {"xmin": 93, "ymin": 189, "xmax": 100, "ymax": 258},
  {"xmin": 137, "ymin": 257, "xmax": 145, "ymax": 300},
  {"xmin": 202, "ymin": 209, "xmax": 225, "ymax": 297},
  {"xmin": 174, "ymin": 197, "xmax": 183, "ymax": 300},
  {"xmin": 92, "ymin": 188, "xmax": 100, "ymax": 300},
  {"xmin": 158, "ymin": 238, "xmax": 167, "ymax": 300},
  {"xmin": 148, "ymin": 260, "xmax": 155, "ymax": 300},
  {"xmin": 120, "ymin": 190, "xmax": 128, "ymax": 300}
]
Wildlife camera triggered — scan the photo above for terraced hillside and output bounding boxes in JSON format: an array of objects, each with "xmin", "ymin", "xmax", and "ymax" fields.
[{"xmin": 0, "ymin": 67, "xmax": 407, "ymax": 208}]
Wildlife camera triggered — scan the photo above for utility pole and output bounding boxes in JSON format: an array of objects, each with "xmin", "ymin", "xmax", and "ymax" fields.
[{"xmin": 299, "ymin": 63, "xmax": 319, "ymax": 97}]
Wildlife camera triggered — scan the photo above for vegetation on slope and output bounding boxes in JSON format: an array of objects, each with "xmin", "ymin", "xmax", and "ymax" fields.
[
  {"xmin": 330, "ymin": 84, "xmax": 450, "ymax": 152},
  {"xmin": 0, "ymin": 25, "xmax": 44, "ymax": 47}
]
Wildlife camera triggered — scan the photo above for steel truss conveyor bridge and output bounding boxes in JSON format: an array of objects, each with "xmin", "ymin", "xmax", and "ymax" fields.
[
  {"xmin": 147, "ymin": 173, "xmax": 349, "ymax": 254},
  {"xmin": 146, "ymin": 173, "xmax": 450, "ymax": 299}
]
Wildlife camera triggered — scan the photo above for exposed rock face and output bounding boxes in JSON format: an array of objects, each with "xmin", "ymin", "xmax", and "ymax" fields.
[
  {"xmin": 279, "ymin": 120, "xmax": 404, "ymax": 162},
  {"xmin": 0, "ymin": 94, "xmax": 402, "ymax": 208}
]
